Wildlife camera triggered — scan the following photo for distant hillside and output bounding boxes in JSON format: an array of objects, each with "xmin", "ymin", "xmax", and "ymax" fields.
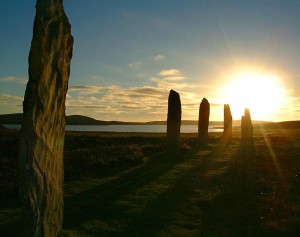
[
  {"xmin": 255, "ymin": 121, "xmax": 300, "ymax": 129},
  {"xmin": 0, "ymin": 113, "xmax": 143, "ymax": 125},
  {"xmin": 1, "ymin": 113, "xmax": 299, "ymax": 128},
  {"xmin": 0, "ymin": 124, "xmax": 10, "ymax": 133},
  {"xmin": 146, "ymin": 120, "xmax": 270, "ymax": 127},
  {"xmin": 66, "ymin": 115, "xmax": 143, "ymax": 125},
  {"xmin": 146, "ymin": 120, "xmax": 224, "ymax": 126},
  {"xmin": 0, "ymin": 113, "xmax": 23, "ymax": 124},
  {"xmin": 66, "ymin": 115, "xmax": 107, "ymax": 125}
]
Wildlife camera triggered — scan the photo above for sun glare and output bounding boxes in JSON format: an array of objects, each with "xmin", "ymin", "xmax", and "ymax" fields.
[{"xmin": 220, "ymin": 71, "xmax": 287, "ymax": 121}]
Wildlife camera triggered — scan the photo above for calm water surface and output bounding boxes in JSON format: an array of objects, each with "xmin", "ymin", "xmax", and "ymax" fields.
[{"xmin": 3, "ymin": 124, "xmax": 223, "ymax": 133}]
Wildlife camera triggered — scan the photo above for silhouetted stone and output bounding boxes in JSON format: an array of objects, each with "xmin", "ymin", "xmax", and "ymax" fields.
[
  {"xmin": 241, "ymin": 108, "xmax": 253, "ymax": 143},
  {"xmin": 19, "ymin": 0, "xmax": 73, "ymax": 236},
  {"xmin": 198, "ymin": 98, "xmax": 210, "ymax": 144},
  {"xmin": 222, "ymin": 104, "xmax": 232, "ymax": 142},
  {"xmin": 167, "ymin": 89, "xmax": 181, "ymax": 151}
]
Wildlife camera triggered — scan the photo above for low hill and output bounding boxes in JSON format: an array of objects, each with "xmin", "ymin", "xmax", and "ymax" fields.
[
  {"xmin": 0, "ymin": 113, "xmax": 143, "ymax": 125},
  {"xmin": 0, "ymin": 113, "xmax": 23, "ymax": 124},
  {"xmin": 146, "ymin": 120, "xmax": 270, "ymax": 127},
  {"xmin": 1, "ymin": 113, "xmax": 299, "ymax": 129},
  {"xmin": 66, "ymin": 115, "xmax": 143, "ymax": 125},
  {"xmin": 66, "ymin": 115, "xmax": 107, "ymax": 125},
  {"xmin": 0, "ymin": 114, "xmax": 221, "ymax": 126},
  {"xmin": 0, "ymin": 124, "xmax": 10, "ymax": 132},
  {"xmin": 255, "ymin": 121, "xmax": 300, "ymax": 129}
]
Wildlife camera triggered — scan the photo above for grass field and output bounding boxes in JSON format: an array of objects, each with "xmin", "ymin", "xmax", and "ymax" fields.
[{"xmin": 0, "ymin": 127, "xmax": 299, "ymax": 236}]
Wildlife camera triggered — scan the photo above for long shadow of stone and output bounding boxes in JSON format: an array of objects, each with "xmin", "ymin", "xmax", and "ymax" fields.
[
  {"xmin": 62, "ymin": 146, "xmax": 200, "ymax": 233},
  {"xmin": 0, "ymin": 209, "xmax": 22, "ymax": 237},
  {"xmin": 114, "ymin": 140, "xmax": 242, "ymax": 237},
  {"xmin": 116, "ymin": 139, "xmax": 266, "ymax": 237},
  {"xmin": 198, "ymin": 141, "xmax": 265, "ymax": 236}
]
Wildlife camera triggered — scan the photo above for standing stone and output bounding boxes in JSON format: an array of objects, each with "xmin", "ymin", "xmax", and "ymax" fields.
[
  {"xmin": 241, "ymin": 108, "xmax": 253, "ymax": 143},
  {"xmin": 167, "ymin": 90, "xmax": 181, "ymax": 151},
  {"xmin": 19, "ymin": 0, "xmax": 73, "ymax": 236},
  {"xmin": 222, "ymin": 104, "xmax": 232, "ymax": 142},
  {"xmin": 198, "ymin": 98, "xmax": 210, "ymax": 144}
]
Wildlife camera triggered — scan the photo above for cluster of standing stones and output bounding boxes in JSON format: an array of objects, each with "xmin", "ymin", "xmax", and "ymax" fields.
[
  {"xmin": 18, "ymin": 1, "xmax": 253, "ymax": 236},
  {"xmin": 167, "ymin": 89, "xmax": 254, "ymax": 150}
]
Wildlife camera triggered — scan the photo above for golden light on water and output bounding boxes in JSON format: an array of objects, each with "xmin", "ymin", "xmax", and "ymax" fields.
[{"xmin": 220, "ymin": 71, "xmax": 288, "ymax": 121}]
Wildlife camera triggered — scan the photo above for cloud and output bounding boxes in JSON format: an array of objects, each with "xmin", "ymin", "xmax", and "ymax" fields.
[
  {"xmin": 66, "ymin": 105, "xmax": 109, "ymax": 109},
  {"xmin": 130, "ymin": 86, "xmax": 167, "ymax": 97},
  {"xmin": 0, "ymin": 69, "xmax": 227, "ymax": 122},
  {"xmin": 163, "ymin": 76, "xmax": 186, "ymax": 81},
  {"xmin": 210, "ymin": 103, "xmax": 224, "ymax": 107},
  {"xmin": 65, "ymin": 83, "xmax": 172, "ymax": 121},
  {"xmin": 152, "ymin": 68, "xmax": 187, "ymax": 89},
  {"xmin": 1, "ymin": 76, "xmax": 16, "ymax": 82},
  {"xmin": 150, "ymin": 78, "xmax": 188, "ymax": 90},
  {"xmin": 68, "ymin": 85, "xmax": 104, "ymax": 95},
  {"xmin": 0, "ymin": 76, "xmax": 28, "ymax": 84},
  {"xmin": 0, "ymin": 94, "xmax": 23, "ymax": 113},
  {"xmin": 128, "ymin": 62, "xmax": 142, "ymax": 68},
  {"xmin": 0, "ymin": 94, "xmax": 23, "ymax": 102},
  {"xmin": 154, "ymin": 54, "xmax": 165, "ymax": 61},
  {"xmin": 158, "ymin": 69, "xmax": 181, "ymax": 77},
  {"xmin": 91, "ymin": 75, "xmax": 107, "ymax": 81},
  {"xmin": 0, "ymin": 70, "xmax": 224, "ymax": 121}
]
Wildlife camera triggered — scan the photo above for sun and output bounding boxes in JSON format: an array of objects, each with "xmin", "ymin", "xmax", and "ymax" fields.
[{"xmin": 220, "ymin": 71, "xmax": 287, "ymax": 121}]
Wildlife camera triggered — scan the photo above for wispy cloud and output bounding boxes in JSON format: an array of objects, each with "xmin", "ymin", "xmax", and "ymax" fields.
[
  {"xmin": 0, "ymin": 94, "xmax": 23, "ymax": 113},
  {"xmin": 128, "ymin": 62, "xmax": 142, "ymax": 68},
  {"xmin": 1, "ymin": 76, "xmax": 16, "ymax": 82},
  {"xmin": 66, "ymin": 83, "xmax": 172, "ymax": 121},
  {"xmin": 0, "ymin": 94, "xmax": 23, "ymax": 103},
  {"xmin": 163, "ymin": 76, "xmax": 186, "ymax": 81},
  {"xmin": 158, "ymin": 69, "xmax": 181, "ymax": 77},
  {"xmin": 154, "ymin": 54, "xmax": 165, "ymax": 61},
  {"xmin": 0, "ymin": 69, "xmax": 248, "ymax": 122},
  {"xmin": 68, "ymin": 85, "xmax": 104, "ymax": 95},
  {"xmin": 150, "ymin": 78, "xmax": 188, "ymax": 90},
  {"xmin": 0, "ymin": 76, "xmax": 28, "ymax": 84},
  {"xmin": 151, "ymin": 68, "xmax": 188, "ymax": 90}
]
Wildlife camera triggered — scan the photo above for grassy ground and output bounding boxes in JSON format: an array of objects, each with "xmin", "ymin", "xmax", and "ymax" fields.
[{"xmin": 0, "ymin": 128, "xmax": 299, "ymax": 236}]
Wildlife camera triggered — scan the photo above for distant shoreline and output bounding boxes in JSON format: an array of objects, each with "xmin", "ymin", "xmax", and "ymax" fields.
[
  {"xmin": 1, "ymin": 113, "xmax": 300, "ymax": 129},
  {"xmin": 0, "ymin": 113, "xmax": 268, "ymax": 126}
]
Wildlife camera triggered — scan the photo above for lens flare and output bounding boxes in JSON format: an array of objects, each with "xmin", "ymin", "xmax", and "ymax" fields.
[{"xmin": 220, "ymin": 71, "xmax": 287, "ymax": 121}]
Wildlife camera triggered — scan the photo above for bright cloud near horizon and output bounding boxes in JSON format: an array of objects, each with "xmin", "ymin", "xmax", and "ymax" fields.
[{"xmin": 1, "ymin": 1, "xmax": 300, "ymax": 122}]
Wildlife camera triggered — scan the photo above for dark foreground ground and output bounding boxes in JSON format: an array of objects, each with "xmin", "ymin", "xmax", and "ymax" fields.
[{"xmin": 0, "ymin": 127, "xmax": 299, "ymax": 236}]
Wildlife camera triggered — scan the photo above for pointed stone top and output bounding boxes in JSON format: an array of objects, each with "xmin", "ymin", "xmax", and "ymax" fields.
[
  {"xmin": 200, "ymin": 98, "xmax": 209, "ymax": 105},
  {"xmin": 201, "ymin": 98, "xmax": 209, "ymax": 104},
  {"xmin": 244, "ymin": 108, "xmax": 251, "ymax": 119},
  {"xmin": 170, "ymin": 89, "xmax": 179, "ymax": 95}
]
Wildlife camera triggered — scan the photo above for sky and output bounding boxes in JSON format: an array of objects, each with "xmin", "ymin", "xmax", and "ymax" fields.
[{"xmin": 1, "ymin": 0, "xmax": 300, "ymax": 122}]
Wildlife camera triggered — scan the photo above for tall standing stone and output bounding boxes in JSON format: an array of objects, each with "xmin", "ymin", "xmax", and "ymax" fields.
[
  {"xmin": 167, "ymin": 90, "xmax": 181, "ymax": 151},
  {"xmin": 198, "ymin": 98, "xmax": 210, "ymax": 144},
  {"xmin": 241, "ymin": 108, "xmax": 253, "ymax": 143},
  {"xmin": 19, "ymin": 0, "xmax": 73, "ymax": 236},
  {"xmin": 222, "ymin": 104, "xmax": 232, "ymax": 142}
]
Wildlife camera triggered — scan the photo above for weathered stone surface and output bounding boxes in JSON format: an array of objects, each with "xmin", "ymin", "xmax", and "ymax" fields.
[
  {"xmin": 222, "ymin": 104, "xmax": 232, "ymax": 142},
  {"xmin": 19, "ymin": 0, "xmax": 73, "ymax": 236},
  {"xmin": 167, "ymin": 89, "xmax": 181, "ymax": 150},
  {"xmin": 241, "ymin": 108, "xmax": 253, "ymax": 143},
  {"xmin": 198, "ymin": 98, "xmax": 210, "ymax": 144}
]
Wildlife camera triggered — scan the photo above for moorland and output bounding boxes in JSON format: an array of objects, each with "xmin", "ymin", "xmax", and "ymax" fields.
[{"xmin": 0, "ymin": 125, "xmax": 299, "ymax": 236}]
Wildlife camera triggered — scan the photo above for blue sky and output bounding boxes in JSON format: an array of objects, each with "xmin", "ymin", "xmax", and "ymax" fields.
[{"xmin": 1, "ymin": 0, "xmax": 300, "ymax": 121}]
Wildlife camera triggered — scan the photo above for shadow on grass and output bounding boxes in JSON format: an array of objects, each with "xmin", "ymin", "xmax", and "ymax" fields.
[
  {"xmin": 61, "ymin": 138, "xmax": 266, "ymax": 237},
  {"xmin": 5, "ymin": 133, "xmax": 296, "ymax": 237},
  {"xmin": 197, "ymin": 142, "xmax": 264, "ymax": 236},
  {"xmin": 62, "ymin": 144, "xmax": 199, "ymax": 234}
]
